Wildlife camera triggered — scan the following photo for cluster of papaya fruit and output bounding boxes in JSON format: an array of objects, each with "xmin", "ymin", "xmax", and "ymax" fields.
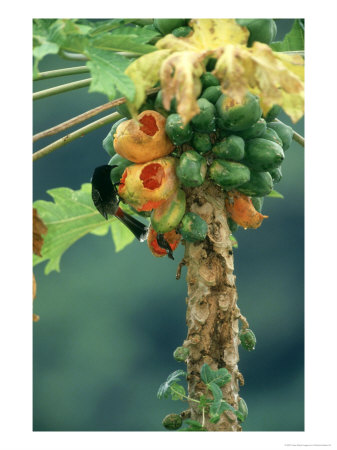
[{"xmin": 101, "ymin": 18, "xmax": 294, "ymax": 259}]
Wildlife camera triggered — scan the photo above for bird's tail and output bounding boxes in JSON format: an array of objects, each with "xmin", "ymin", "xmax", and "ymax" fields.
[{"xmin": 115, "ymin": 208, "xmax": 149, "ymax": 242}]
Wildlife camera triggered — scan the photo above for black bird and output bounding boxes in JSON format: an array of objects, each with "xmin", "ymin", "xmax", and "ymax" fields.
[{"xmin": 91, "ymin": 165, "xmax": 149, "ymax": 242}]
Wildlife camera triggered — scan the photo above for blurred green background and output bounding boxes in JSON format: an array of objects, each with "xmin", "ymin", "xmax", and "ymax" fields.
[{"xmin": 33, "ymin": 19, "xmax": 304, "ymax": 432}]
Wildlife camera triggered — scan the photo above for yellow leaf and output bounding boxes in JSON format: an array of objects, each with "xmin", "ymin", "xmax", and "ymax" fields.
[
  {"xmin": 156, "ymin": 19, "xmax": 249, "ymax": 52},
  {"xmin": 160, "ymin": 51, "xmax": 207, "ymax": 124},
  {"xmin": 125, "ymin": 49, "xmax": 171, "ymax": 117},
  {"xmin": 214, "ymin": 42, "xmax": 304, "ymax": 122}
]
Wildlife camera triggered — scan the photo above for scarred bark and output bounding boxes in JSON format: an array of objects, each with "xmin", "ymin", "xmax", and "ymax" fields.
[{"xmin": 181, "ymin": 181, "xmax": 243, "ymax": 431}]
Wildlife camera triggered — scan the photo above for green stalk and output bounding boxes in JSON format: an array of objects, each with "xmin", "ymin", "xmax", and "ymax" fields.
[
  {"xmin": 33, "ymin": 112, "xmax": 122, "ymax": 162},
  {"xmin": 33, "ymin": 66, "xmax": 90, "ymax": 81},
  {"xmin": 275, "ymin": 118, "xmax": 305, "ymax": 147},
  {"xmin": 33, "ymin": 78, "xmax": 92, "ymax": 101}
]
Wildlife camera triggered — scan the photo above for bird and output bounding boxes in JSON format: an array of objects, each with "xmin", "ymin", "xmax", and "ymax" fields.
[{"xmin": 91, "ymin": 165, "xmax": 149, "ymax": 242}]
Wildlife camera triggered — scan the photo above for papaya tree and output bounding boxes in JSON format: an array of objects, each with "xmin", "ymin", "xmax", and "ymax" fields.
[{"xmin": 33, "ymin": 18, "xmax": 304, "ymax": 431}]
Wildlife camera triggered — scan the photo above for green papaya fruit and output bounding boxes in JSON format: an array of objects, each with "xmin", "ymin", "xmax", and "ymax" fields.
[
  {"xmin": 237, "ymin": 171, "xmax": 273, "ymax": 197},
  {"xmin": 176, "ymin": 150, "xmax": 207, "ymax": 187},
  {"xmin": 172, "ymin": 26, "xmax": 193, "ymax": 37},
  {"xmin": 116, "ymin": 102, "xmax": 132, "ymax": 119},
  {"xmin": 192, "ymin": 132, "xmax": 212, "ymax": 154},
  {"xmin": 191, "ymin": 98, "xmax": 216, "ymax": 133},
  {"xmin": 267, "ymin": 121, "xmax": 294, "ymax": 150},
  {"xmin": 103, "ymin": 117, "xmax": 128, "ymax": 156},
  {"xmin": 251, "ymin": 196, "xmax": 264, "ymax": 212},
  {"xmin": 173, "ymin": 346, "xmax": 189, "ymax": 362},
  {"xmin": 139, "ymin": 99, "xmax": 155, "ymax": 113},
  {"xmin": 238, "ymin": 398, "xmax": 248, "ymax": 422},
  {"xmin": 236, "ymin": 118, "xmax": 267, "ymax": 140},
  {"xmin": 165, "ymin": 113, "xmax": 194, "ymax": 145},
  {"xmin": 216, "ymin": 92, "xmax": 262, "ymax": 132},
  {"xmin": 206, "ymin": 57, "xmax": 217, "ymax": 71},
  {"xmin": 162, "ymin": 413, "xmax": 183, "ymax": 430},
  {"xmin": 108, "ymin": 153, "xmax": 133, "ymax": 184},
  {"xmin": 151, "ymin": 189, "xmax": 186, "ymax": 233},
  {"xmin": 212, "ymin": 135, "xmax": 245, "ymax": 161},
  {"xmin": 269, "ymin": 166, "xmax": 282, "ymax": 183},
  {"xmin": 260, "ymin": 128, "xmax": 283, "ymax": 146},
  {"xmin": 239, "ymin": 328, "xmax": 256, "ymax": 351},
  {"xmin": 236, "ymin": 19, "xmax": 277, "ymax": 46},
  {"xmin": 200, "ymin": 72, "xmax": 220, "ymax": 90},
  {"xmin": 263, "ymin": 104, "xmax": 281, "ymax": 122},
  {"xmin": 154, "ymin": 90, "xmax": 176, "ymax": 117},
  {"xmin": 209, "ymin": 160, "xmax": 250, "ymax": 190},
  {"xmin": 153, "ymin": 19, "xmax": 187, "ymax": 35},
  {"xmin": 179, "ymin": 212, "xmax": 208, "ymax": 242},
  {"xmin": 244, "ymin": 138, "xmax": 284, "ymax": 171},
  {"xmin": 200, "ymin": 85, "xmax": 222, "ymax": 104}
]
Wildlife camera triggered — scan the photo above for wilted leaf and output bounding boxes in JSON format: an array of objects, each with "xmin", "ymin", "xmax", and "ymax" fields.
[
  {"xmin": 33, "ymin": 208, "xmax": 48, "ymax": 256},
  {"xmin": 161, "ymin": 51, "xmax": 205, "ymax": 123},
  {"xmin": 33, "ymin": 273, "xmax": 40, "ymax": 322},
  {"xmin": 157, "ymin": 19, "xmax": 249, "ymax": 52},
  {"xmin": 33, "ymin": 183, "xmax": 136, "ymax": 274},
  {"xmin": 214, "ymin": 42, "xmax": 304, "ymax": 122},
  {"xmin": 125, "ymin": 49, "xmax": 171, "ymax": 116}
]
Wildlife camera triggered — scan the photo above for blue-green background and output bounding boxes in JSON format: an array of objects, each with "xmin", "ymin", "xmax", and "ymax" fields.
[{"xmin": 33, "ymin": 19, "xmax": 304, "ymax": 432}]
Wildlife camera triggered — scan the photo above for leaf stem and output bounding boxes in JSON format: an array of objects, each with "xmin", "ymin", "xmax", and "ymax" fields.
[
  {"xmin": 33, "ymin": 87, "xmax": 160, "ymax": 142},
  {"xmin": 33, "ymin": 66, "xmax": 90, "ymax": 81},
  {"xmin": 33, "ymin": 78, "xmax": 92, "ymax": 101},
  {"xmin": 33, "ymin": 112, "xmax": 122, "ymax": 162},
  {"xmin": 275, "ymin": 118, "xmax": 305, "ymax": 147},
  {"xmin": 59, "ymin": 50, "xmax": 89, "ymax": 61},
  {"xmin": 279, "ymin": 50, "xmax": 304, "ymax": 56},
  {"xmin": 170, "ymin": 385, "xmax": 200, "ymax": 404}
]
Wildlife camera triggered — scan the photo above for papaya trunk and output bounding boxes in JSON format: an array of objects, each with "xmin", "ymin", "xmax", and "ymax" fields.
[{"xmin": 182, "ymin": 182, "xmax": 242, "ymax": 431}]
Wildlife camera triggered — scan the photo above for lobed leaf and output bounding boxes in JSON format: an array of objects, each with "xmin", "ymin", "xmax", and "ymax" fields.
[
  {"xmin": 170, "ymin": 383, "xmax": 186, "ymax": 401},
  {"xmin": 214, "ymin": 42, "xmax": 304, "ymax": 122},
  {"xmin": 157, "ymin": 369, "xmax": 186, "ymax": 399},
  {"xmin": 33, "ymin": 183, "xmax": 136, "ymax": 274},
  {"xmin": 85, "ymin": 47, "xmax": 135, "ymax": 100},
  {"xmin": 125, "ymin": 49, "xmax": 171, "ymax": 116},
  {"xmin": 200, "ymin": 363, "xmax": 231, "ymax": 387}
]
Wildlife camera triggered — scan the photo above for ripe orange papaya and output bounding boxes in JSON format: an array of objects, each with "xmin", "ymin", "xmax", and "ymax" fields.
[{"xmin": 113, "ymin": 110, "xmax": 174, "ymax": 163}]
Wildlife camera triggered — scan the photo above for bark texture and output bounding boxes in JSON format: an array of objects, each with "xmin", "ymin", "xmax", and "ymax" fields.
[{"xmin": 182, "ymin": 182, "xmax": 242, "ymax": 431}]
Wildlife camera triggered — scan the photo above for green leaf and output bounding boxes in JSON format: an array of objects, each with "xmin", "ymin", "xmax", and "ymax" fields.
[
  {"xmin": 178, "ymin": 419, "xmax": 206, "ymax": 431},
  {"xmin": 179, "ymin": 420, "xmax": 206, "ymax": 431},
  {"xmin": 110, "ymin": 220, "xmax": 135, "ymax": 252},
  {"xmin": 209, "ymin": 382, "xmax": 223, "ymax": 402},
  {"xmin": 210, "ymin": 398, "xmax": 236, "ymax": 422},
  {"xmin": 47, "ymin": 19, "xmax": 91, "ymax": 53},
  {"xmin": 200, "ymin": 363, "xmax": 231, "ymax": 387},
  {"xmin": 157, "ymin": 369, "xmax": 186, "ymax": 399},
  {"xmin": 33, "ymin": 183, "xmax": 135, "ymax": 275},
  {"xmin": 170, "ymin": 383, "xmax": 186, "ymax": 401},
  {"xmin": 88, "ymin": 19, "xmax": 134, "ymax": 37},
  {"xmin": 271, "ymin": 19, "xmax": 304, "ymax": 52},
  {"xmin": 230, "ymin": 234, "xmax": 238, "ymax": 248},
  {"xmin": 267, "ymin": 189, "xmax": 284, "ymax": 199},
  {"xmin": 91, "ymin": 26, "xmax": 158, "ymax": 54},
  {"xmin": 33, "ymin": 42, "xmax": 59, "ymax": 77},
  {"xmin": 85, "ymin": 47, "xmax": 135, "ymax": 100},
  {"xmin": 198, "ymin": 394, "xmax": 213, "ymax": 411}
]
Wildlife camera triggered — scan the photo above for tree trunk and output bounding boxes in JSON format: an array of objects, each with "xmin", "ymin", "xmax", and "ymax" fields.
[{"xmin": 182, "ymin": 182, "xmax": 243, "ymax": 431}]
